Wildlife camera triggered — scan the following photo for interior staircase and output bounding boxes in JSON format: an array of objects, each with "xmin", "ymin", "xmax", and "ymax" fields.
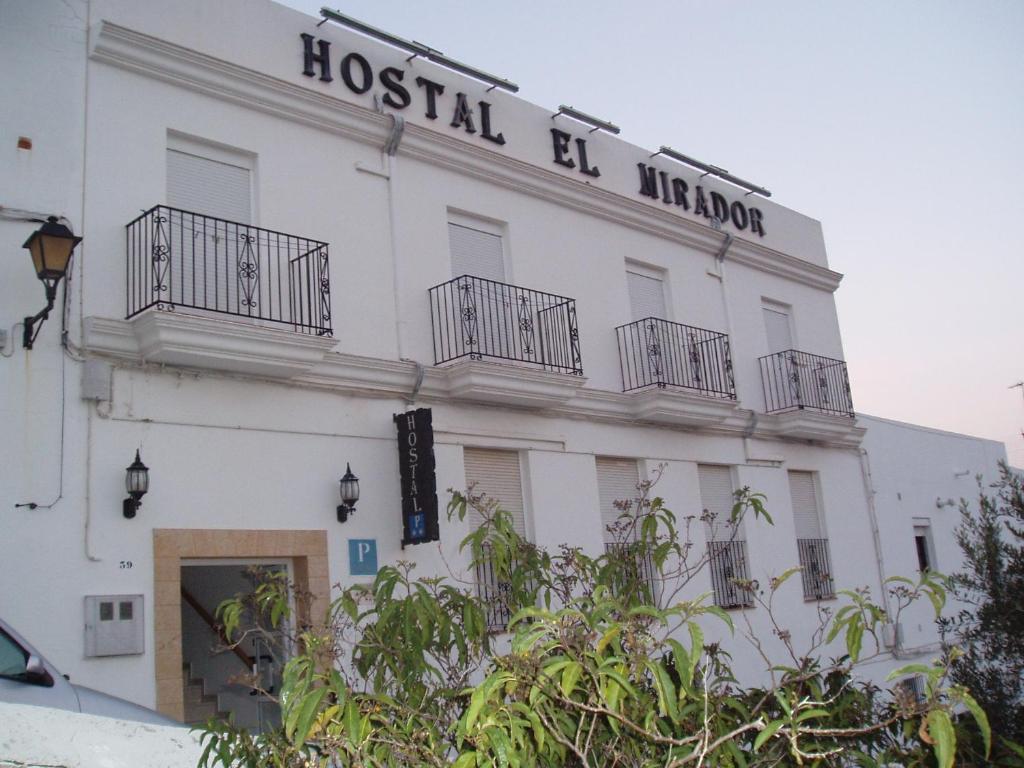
[{"xmin": 183, "ymin": 663, "xmax": 227, "ymax": 726}]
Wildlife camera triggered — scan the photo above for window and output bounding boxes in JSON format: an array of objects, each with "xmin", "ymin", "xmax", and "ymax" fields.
[
  {"xmin": 898, "ymin": 675, "xmax": 926, "ymax": 703},
  {"xmin": 762, "ymin": 301, "xmax": 793, "ymax": 353},
  {"xmin": 167, "ymin": 138, "xmax": 252, "ymax": 224},
  {"xmin": 788, "ymin": 470, "xmax": 835, "ymax": 599},
  {"xmin": 464, "ymin": 448, "xmax": 527, "ymax": 632},
  {"xmin": 698, "ymin": 464, "xmax": 752, "ymax": 609},
  {"xmin": 597, "ymin": 457, "xmax": 657, "ymax": 602},
  {"xmin": 913, "ymin": 519, "xmax": 935, "ymax": 572},
  {"xmin": 626, "ymin": 264, "xmax": 667, "ymax": 322},
  {"xmin": 165, "ymin": 134, "xmax": 255, "ymax": 316},
  {"xmin": 0, "ymin": 630, "xmax": 28, "ymax": 679},
  {"xmin": 448, "ymin": 214, "xmax": 505, "ymax": 282}
]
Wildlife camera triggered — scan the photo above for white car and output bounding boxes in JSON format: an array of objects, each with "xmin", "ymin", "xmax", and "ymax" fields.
[{"xmin": 0, "ymin": 618, "xmax": 178, "ymax": 726}]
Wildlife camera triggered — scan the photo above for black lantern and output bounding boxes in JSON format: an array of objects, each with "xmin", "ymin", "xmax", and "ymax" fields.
[
  {"xmin": 21, "ymin": 216, "xmax": 82, "ymax": 349},
  {"xmin": 336, "ymin": 463, "xmax": 360, "ymax": 523},
  {"xmin": 123, "ymin": 450, "xmax": 150, "ymax": 519}
]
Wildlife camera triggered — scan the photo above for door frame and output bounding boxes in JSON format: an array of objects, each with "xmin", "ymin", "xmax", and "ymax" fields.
[{"xmin": 153, "ymin": 529, "xmax": 329, "ymax": 721}]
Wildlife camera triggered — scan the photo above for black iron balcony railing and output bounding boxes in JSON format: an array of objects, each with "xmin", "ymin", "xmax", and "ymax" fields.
[
  {"xmin": 617, "ymin": 317, "xmax": 735, "ymax": 398},
  {"xmin": 759, "ymin": 349, "xmax": 854, "ymax": 417},
  {"xmin": 796, "ymin": 538, "xmax": 836, "ymax": 599},
  {"xmin": 708, "ymin": 540, "xmax": 754, "ymax": 609},
  {"xmin": 429, "ymin": 275, "xmax": 583, "ymax": 375},
  {"xmin": 126, "ymin": 205, "xmax": 332, "ymax": 336},
  {"xmin": 605, "ymin": 541, "xmax": 658, "ymax": 604}
]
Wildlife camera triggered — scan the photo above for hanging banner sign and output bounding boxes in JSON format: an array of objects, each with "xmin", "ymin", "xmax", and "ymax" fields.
[{"xmin": 394, "ymin": 407, "xmax": 440, "ymax": 547}]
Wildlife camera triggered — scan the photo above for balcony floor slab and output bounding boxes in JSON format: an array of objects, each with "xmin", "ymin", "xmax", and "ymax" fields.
[
  {"xmin": 626, "ymin": 387, "xmax": 739, "ymax": 428},
  {"xmin": 86, "ymin": 310, "xmax": 336, "ymax": 379},
  {"xmin": 440, "ymin": 359, "xmax": 587, "ymax": 409}
]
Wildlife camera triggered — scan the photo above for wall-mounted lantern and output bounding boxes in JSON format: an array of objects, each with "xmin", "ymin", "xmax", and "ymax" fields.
[
  {"xmin": 123, "ymin": 450, "xmax": 150, "ymax": 519},
  {"xmin": 336, "ymin": 464, "xmax": 360, "ymax": 523},
  {"xmin": 21, "ymin": 216, "xmax": 82, "ymax": 349}
]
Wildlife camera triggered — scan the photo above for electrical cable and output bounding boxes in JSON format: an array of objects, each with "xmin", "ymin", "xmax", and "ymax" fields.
[{"xmin": 13, "ymin": 280, "xmax": 68, "ymax": 511}]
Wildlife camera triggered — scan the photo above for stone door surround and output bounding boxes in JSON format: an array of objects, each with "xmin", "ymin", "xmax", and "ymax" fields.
[{"xmin": 153, "ymin": 529, "xmax": 329, "ymax": 721}]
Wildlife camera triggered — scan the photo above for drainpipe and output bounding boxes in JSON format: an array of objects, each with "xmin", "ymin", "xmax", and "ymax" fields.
[
  {"xmin": 379, "ymin": 113, "xmax": 427, "ymax": 407},
  {"xmin": 711, "ymin": 222, "xmax": 736, "ymax": 340},
  {"xmin": 382, "ymin": 111, "xmax": 406, "ymax": 356}
]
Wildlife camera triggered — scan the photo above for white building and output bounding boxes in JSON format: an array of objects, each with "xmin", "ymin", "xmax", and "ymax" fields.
[{"xmin": 1, "ymin": 0, "xmax": 1006, "ymax": 726}]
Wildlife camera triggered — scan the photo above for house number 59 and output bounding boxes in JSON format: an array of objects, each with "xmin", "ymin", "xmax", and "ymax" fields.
[{"xmin": 119, "ymin": 560, "xmax": 133, "ymax": 569}]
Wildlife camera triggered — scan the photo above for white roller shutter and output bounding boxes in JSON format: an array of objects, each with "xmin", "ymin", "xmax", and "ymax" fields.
[
  {"xmin": 763, "ymin": 307, "xmax": 792, "ymax": 353},
  {"xmin": 597, "ymin": 458, "xmax": 641, "ymax": 542},
  {"xmin": 788, "ymin": 471, "xmax": 823, "ymax": 539},
  {"xmin": 698, "ymin": 464, "xmax": 743, "ymax": 542},
  {"xmin": 167, "ymin": 149, "xmax": 251, "ymax": 224},
  {"xmin": 449, "ymin": 223, "xmax": 505, "ymax": 282},
  {"xmin": 464, "ymin": 448, "xmax": 526, "ymax": 538},
  {"xmin": 627, "ymin": 270, "xmax": 667, "ymax": 322}
]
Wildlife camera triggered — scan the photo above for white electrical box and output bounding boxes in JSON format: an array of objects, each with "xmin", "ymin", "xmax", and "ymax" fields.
[{"xmin": 84, "ymin": 594, "xmax": 144, "ymax": 657}]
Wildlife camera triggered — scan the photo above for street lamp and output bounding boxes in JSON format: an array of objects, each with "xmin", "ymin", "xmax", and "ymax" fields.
[
  {"xmin": 337, "ymin": 464, "xmax": 360, "ymax": 523},
  {"xmin": 123, "ymin": 450, "xmax": 150, "ymax": 519},
  {"xmin": 21, "ymin": 216, "xmax": 82, "ymax": 349}
]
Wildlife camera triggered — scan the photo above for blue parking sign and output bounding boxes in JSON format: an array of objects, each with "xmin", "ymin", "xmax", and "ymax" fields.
[{"xmin": 348, "ymin": 539, "xmax": 378, "ymax": 576}]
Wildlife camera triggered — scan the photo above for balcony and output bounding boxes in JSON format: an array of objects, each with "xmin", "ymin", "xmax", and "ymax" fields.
[
  {"xmin": 428, "ymin": 275, "xmax": 586, "ymax": 408},
  {"xmin": 615, "ymin": 318, "xmax": 738, "ymax": 428},
  {"xmin": 759, "ymin": 349, "xmax": 854, "ymax": 417},
  {"xmin": 127, "ymin": 205, "xmax": 332, "ymax": 335},
  {"xmin": 116, "ymin": 206, "xmax": 336, "ymax": 378},
  {"xmin": 617, "ymin": 318, "xmax": 735, "ymax": 398}
]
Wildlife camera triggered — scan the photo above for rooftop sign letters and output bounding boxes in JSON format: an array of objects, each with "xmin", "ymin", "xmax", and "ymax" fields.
[
  {"xmin": 300, "ymin": 34, "xmax": 765, "ymax": 236},
  {"xmin": 394, "ymin": 408, "xmax": 439, "ymax": 547}
]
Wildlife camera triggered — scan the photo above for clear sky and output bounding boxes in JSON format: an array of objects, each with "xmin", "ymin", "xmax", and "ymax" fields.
[{"xmin": 281, "ymin": 0, "xmax": 1024, "ymax": 465}]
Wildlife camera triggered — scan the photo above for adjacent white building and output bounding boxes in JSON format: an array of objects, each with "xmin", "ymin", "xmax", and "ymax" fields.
[{"xmin": 1, "ymin": 0, "xmax": 1006, "ymax": 726}]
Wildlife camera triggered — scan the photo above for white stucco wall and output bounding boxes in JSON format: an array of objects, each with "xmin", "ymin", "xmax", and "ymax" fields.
[{"xmin": 0, "ymin": 0, "xmax": 1009, "ymax": 717}]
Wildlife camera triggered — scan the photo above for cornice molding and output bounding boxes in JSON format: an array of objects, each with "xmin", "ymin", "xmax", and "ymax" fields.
[
  {"xmin": 83, "ymin": 313, "xmax": 861, "ymax": 447},
  {"xmin": 88, "ymin": 21, "xmax": 842, "ymax": 293}
]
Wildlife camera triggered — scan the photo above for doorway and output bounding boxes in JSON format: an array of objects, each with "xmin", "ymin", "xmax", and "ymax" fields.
[
  {"xmin": 152, "ymin": 528, "xmax": 329, "ymax": 723},
  {"xmin": 180, "ymin": 560, "xmax": 288, "ymax": 730}
]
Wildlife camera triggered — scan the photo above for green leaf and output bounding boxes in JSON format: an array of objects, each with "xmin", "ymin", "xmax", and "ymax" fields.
[
  {"xmin": 771, "ymin": 566, "xmax": 802, "ymax": 590},
  {"xmin": 666, "ymin": 638, "xmax": 691, "ymax": 688},
  {"xmin": 702, "ymin": 605, "xmax": 734, "ymax": 633},
  {"xmin": 754, "ymin": 719, "xmax": 785, "ymax": 752},
  {"xmin": 928, "ymin": 709, "xmax": 956, "ymax": 768},
  {"xmin": 289, "ymin": 686, "xmax": 327, "ymax": 747},
  {"xmin": 959, "ymin": 690, "xmax": 991, "ymax": 758},
  {"xmin": 845, "ymin": 618, "xmax": 864, "ymax": 662},
  {"xmin": 596, "ymin": 625, "xmax": 621, "ymax": 655},
  {"xmin": 794, "ymin": 707, "xmax": 829, "ymax": 723},
  {"xmin": 647, "ymin": 659, "xmax": 679, "ymax": 721},
  {"xmin": 560, "ymin": 661, "xmax": 583, "ymax": 698},
  {"xmin": 924, "ymin": 586, "xmax": 945, "ymax": 616},
  {"xmin": 453, "ymin": 753, "xmax": 477, "ymax": 768},
  {"xmin": 688, "ymin": 622, "xmax": 704, "ymax": 683},
  {"xmin": 345, "ymin": 700, "xmax": 362, "ymax": 742},
  {"xmin": 774, "ymin": 691, "xmax": 792, "ymax": 717},
  {"xmin": 886, "ymin": 663, "xmax": 932, "ymax": 681}
]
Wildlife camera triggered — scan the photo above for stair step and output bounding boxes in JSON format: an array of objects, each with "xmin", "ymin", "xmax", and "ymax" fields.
[
  {"xmin": 184, "ymin": 699, "xmax": 223, "ymax": 725},
  {"xmin": 184, "ymin": 682, "xmax": 209, "ymax": 705},
  {"xmin": 181, "ymin": 660, "xmax": 227, "ymax": 725}
]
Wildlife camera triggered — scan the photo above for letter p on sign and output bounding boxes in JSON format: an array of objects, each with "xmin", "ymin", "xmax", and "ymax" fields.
[{"xmin": 348, "ymin": 539, "xmax": 378, "ymax": 576}]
